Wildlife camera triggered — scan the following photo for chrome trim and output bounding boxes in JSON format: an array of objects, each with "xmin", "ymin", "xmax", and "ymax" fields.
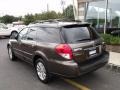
[
  {"xmin": 73, "ymin": 48, "xmax": 82, "ymax": 52},
  {"xmin": 84, "ymin": 45, "xmax": 99, "ymax": 50}
]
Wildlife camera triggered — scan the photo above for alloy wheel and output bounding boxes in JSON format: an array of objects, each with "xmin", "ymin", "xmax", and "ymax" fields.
[{"xmin": 36, "ymin": 62, "xmax": 47, "ymax": 81}]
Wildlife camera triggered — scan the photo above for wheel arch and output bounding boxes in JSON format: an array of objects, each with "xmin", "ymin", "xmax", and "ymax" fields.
[
  {"xmin": 33, "ymin": 51, "xmax": 48, "ymax": 67},
  {"xmin": 7, "ymin": 44, "xmax": 10, "ymax": 48}
]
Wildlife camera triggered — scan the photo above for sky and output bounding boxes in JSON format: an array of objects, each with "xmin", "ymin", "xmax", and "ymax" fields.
[
  {"xmin": 0, "ymin": 0, "xmax": 120, "ymax": 18},
  {"xmin": 0, "ymin": 0, "xmax": 72, "ymax": 17}
]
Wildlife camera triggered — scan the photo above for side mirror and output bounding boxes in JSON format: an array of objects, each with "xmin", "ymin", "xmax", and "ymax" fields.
[
  {"xmin": 15, "ymin": 35, "xmax": 18, "ymax": 40},
  {"xmin": 10, "ymin": 32, "xmax": 18, "ymax": 40}
]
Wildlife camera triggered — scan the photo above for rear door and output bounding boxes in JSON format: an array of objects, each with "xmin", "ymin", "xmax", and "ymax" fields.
[
  {"xmin": 36, "ymin": 27, "xmax": 61, "ymax": 59},
  {"xmin": 62, "ymin": 25, "xmax": 102, "ymax": 63}
]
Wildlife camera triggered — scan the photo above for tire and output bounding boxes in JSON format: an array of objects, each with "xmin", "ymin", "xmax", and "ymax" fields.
[
  {"xmin": 8, "ymin": 46, "xmax": 16, "ymax": 61},
  {"xmin": 35, "ymin": 58, "xmax": 51, "ymax": 83}
]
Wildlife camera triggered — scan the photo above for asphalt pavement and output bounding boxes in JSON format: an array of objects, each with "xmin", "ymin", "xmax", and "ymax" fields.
[{"xmin": 0, "ymin": 39, "xmax": 120, "ymax": 90}]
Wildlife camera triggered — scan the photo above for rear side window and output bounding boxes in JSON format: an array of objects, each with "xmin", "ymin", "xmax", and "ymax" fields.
[
  {"xmin": 18, "ymin": 28, "xmax": 29, "ymax": 40},
  {"xmin": 36, "ymin": 27, "xmax": 61, "ymax": 43},
  {"xmin": 62, "ymin": 26, "xmax": 91, "ymax": 43},
  {"xmin": 26, "ymin": 28, "xmax": 37, "ymax": 41},
  {"xmin": 90, "ymin": 27, "xmax": 100, "ymax": 39}
]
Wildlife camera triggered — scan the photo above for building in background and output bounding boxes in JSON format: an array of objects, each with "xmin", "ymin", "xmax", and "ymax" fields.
[
  {"xmin": 73, "ymin": 0, "xmax": 120, "ymax": 33},
  {"xmin": 87, "ymin": 0, "xmax": 120, "ymax": 28},
  {"xmin": 73, "ymin": 0, "xmax": 103, "ymax": 21}
]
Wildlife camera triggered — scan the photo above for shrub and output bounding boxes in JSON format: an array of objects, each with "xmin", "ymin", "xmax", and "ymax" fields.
[{"xmin": 101, "ymin": 34, "xmax": 120, "ymax": 45}]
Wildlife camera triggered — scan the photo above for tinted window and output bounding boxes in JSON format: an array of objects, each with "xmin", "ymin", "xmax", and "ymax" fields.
[
  {"xmin": 62, "ymin": 26, "xmax": 91, "ymax": 43},
  {"xmin": 26, "ymin": 28, "xmax": 37, "ymax": 41},
  {"xmin": 36, "ymin": 27, "xmax": 61, "ymax": 43},
  {"xmin": 90, "ymin": 27, "xmax": 100, "ymax": 39},
  {"xmin": 18, "ymin": 28, "xmax": 29, "ymax": 40}
]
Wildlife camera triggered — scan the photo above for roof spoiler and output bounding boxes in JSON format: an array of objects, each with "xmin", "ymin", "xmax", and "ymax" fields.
[{"xmin": 63, "ymin": 23, "xmax": 91, "ymax": 28}]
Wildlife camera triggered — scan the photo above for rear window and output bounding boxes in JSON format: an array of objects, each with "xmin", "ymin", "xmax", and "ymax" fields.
[{"xmin": 62, "ymin": 26, "xmax": 98, "ymax": 43}]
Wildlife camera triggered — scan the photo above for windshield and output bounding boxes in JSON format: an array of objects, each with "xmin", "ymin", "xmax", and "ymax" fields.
[{"xmin": 62, "ymin": 26, "xmax": 97, "ymax": 43}]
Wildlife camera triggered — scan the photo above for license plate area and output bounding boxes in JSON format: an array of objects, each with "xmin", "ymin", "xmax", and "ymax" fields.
[
  {"xmin": 88, "ymin": 47, "xmax": 97, "ymax": 56},
  {"xmin": 89, "ymin": 50, "xmax": 97, "ymax": 55}
]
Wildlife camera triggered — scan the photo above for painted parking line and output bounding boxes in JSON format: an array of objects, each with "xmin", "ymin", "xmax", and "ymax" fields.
[{"xmin": 63, "ymin": 78, "xmax": 90, "ymax": 90}]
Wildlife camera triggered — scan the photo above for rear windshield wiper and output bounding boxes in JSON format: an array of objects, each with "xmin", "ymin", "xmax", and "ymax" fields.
[{"xmin": 75, "ymin": 39, "xmax": 91, "ymax": 42}]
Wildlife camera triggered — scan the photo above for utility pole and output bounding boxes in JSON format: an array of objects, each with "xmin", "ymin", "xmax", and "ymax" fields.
[
  {"xmin": 61, "ymin": 0, "xmax": 65, "ymax": 13},
  {"xmin": 84, "ymin": 2, "xmax": 89, "ymax": 22},
  {"xmin": 118, "ymin": 17, "xmax": 120, "ymax": 28},
  {"xmin": 47, "ymin": 3, "xmax": 49, "ymax": 12},
  {"xmin": 104, "ymin": 0, "xmax": 109, "ymax": 34},
  {"xmin": 97, "ymin": 7, "xmax": 100, "ymax": 28},
  {"xmin": 109, "ymin": 8, "xmax": 112, "ymax": 28}
]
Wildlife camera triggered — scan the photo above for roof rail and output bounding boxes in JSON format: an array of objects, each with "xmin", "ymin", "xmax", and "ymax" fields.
[
  {"xmin": 33, "ymin": 19, "xmax": 59, "ymax": 24},
  {"xmin": 32, "ymin": 19, "xmax": 82, "ymax": 24}
]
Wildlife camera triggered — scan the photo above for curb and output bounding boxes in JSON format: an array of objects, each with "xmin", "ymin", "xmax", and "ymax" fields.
[{"xmin": 105, "ymin": 63, "xmax": 120, "ymax": 73}]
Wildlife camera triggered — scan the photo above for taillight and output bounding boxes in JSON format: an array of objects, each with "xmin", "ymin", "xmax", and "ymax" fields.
[{"xmin": 55, "ymin": 44, "xmax": 73, "ymax": 60}]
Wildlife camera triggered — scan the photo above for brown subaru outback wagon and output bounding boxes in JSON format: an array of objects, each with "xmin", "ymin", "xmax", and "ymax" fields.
[{"xmin": 7, "ymin": 21, "xmax": 109, "ymax": 83}]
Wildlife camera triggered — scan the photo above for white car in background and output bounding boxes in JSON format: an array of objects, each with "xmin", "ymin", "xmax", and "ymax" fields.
[
  {"xmin": 8, "ymin": 25, "xmax": 26, "ymax": 37},
  {"xmin": 0, "ymin": 23, "xmax": 26, "ymax": 37},
  {"xmin": 0, "ymin": 23, "xmax": 9, "ymax": 37}
]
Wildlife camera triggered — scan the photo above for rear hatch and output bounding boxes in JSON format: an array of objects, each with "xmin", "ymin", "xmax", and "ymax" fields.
[{"xmin": 62, "ymin": 24, "xmax": 103, "ymax": 63}]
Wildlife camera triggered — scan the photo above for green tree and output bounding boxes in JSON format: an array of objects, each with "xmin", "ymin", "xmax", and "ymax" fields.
[
  {"xmin": 39, "ymin": 11, "xmax": 57, "ymax": 20},
  {"xmin": 57, "ymin": 12, "xmax": 63, "ymax": 18},
  {"xmin": 112, "ymin": 16, "xmax": 119, "ymax": 27},
  {"xmin": 1, "ymin": 15, "xmax": 19, "ymax": 24},
  {"xmin": 0, "ymin": 17, "xmax": 1, "ymax": 23},
  {"xmin": 18, "ymin": 16, "xmax": 22, "ymax": 21},
  {"xmin": 63, "ymin": 5, "xmax": 74, "ymax": 20},
  {"xmin": 23, "ymin": 11, "xmax": 63, "ymax": 24},
  {"xmin": 24, "ymin": 14, "xmax": 35, "ymax": 25},
  {"xmin": 35, "ymin": 11, "xmax": 62, "ymax": 20}
]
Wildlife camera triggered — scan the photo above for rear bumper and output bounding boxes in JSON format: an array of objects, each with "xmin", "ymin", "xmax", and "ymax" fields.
[
  {"xmin": 50, "ymin": 51, "xmax": 109, "ymax": 78},
  {"xmin": 78, "ymin": 51, "xmax": 109, "ymax": 76}
]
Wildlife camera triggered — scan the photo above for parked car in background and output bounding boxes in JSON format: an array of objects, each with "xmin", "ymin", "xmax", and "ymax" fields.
[
  {"xmin": 8, "ymin": 25, "xmax": 26, "ymax": 38},
  {"xmin": 0, "ymin": 24, "xmax": 26, "ymax": 38},
  {"xmin": 0, "ymin": 23, "xmax": 9, "ymax": 37},
  {"xmin": 0, "ymin": 23, "xmax": 8, "ymax": 28},
  {"xmin": 7, "ymin": 21, "xmax": 24, "ymax": 28},
  {"xmin": 7, "ymin": 21, "xmax": 109, "ymax": 83},
  {"xmin": 9, "ymin": 21, "xmax": 26, "ymax": 38},
  {"xmin": 0, "ymin": 21, "xmax": 26, "ymax": 38},
  {"xmin": 7, "ymin": 24, "xmax": 14, "ymax": 28},
  {"xmin": 111, "ymin": 30, "xmax": 120, "ymax": 36}
]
